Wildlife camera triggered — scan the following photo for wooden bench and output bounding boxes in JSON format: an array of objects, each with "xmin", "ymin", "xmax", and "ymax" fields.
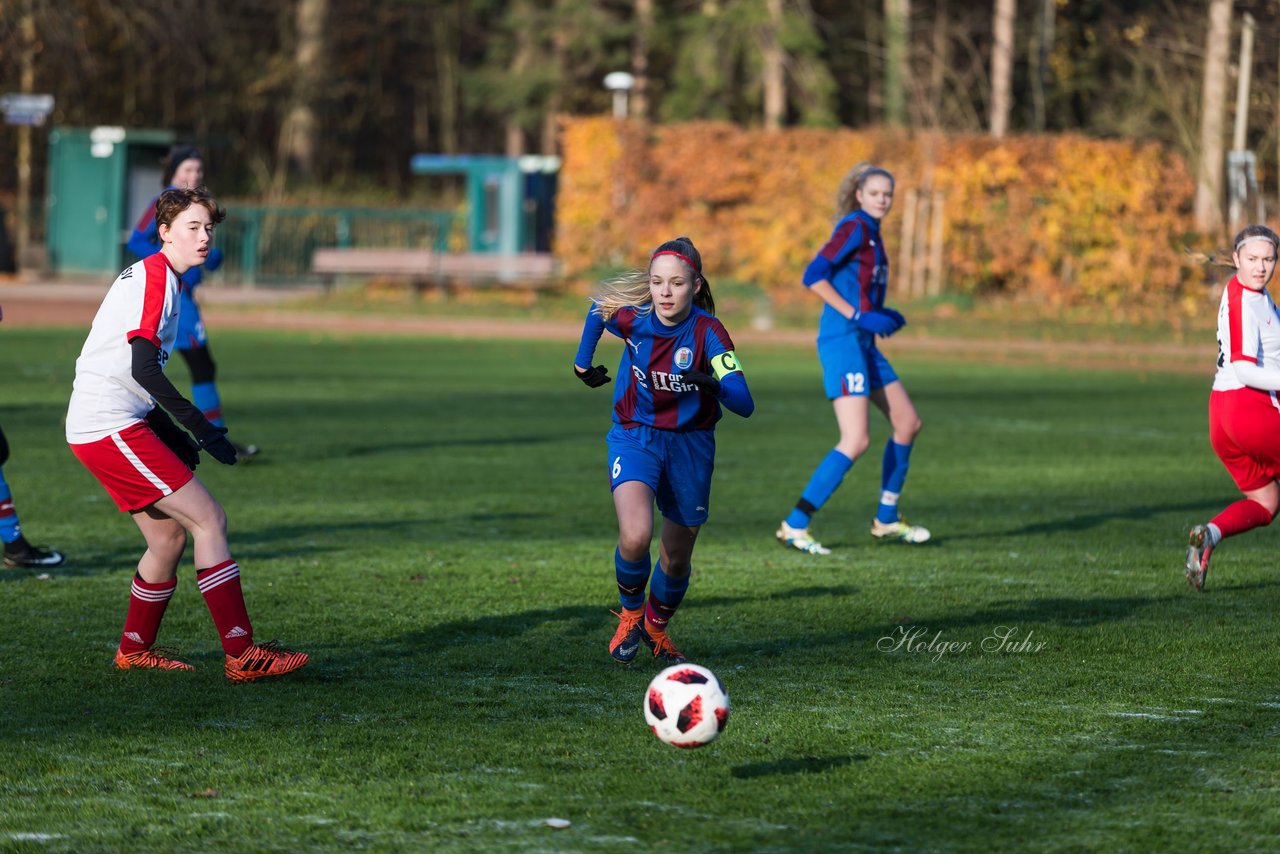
[{"xmin": 312, "ymin": 248, "xmax": 560, "ymax": 295}]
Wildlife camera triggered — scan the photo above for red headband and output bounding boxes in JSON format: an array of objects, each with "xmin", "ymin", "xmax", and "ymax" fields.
[{"xmin": 650, "ymin": 250, "xmax": 700, "ymax": 273}]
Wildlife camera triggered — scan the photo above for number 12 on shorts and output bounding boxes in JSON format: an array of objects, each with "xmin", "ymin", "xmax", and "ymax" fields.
[{"xmin": 845, "ymin": 372, "xmax": 866, "ymax": 394}]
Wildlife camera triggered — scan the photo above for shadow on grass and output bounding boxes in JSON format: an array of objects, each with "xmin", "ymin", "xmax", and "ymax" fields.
[
  {"xmin": 340, "ymin": 434, "xmax": 565, "ymax": 458},
  {"xmin": 0, "ymin": 510, "xmax": 566, "ymax": 580},
  {"xmin": 731, "ymin": 755, "xmax": 868, "ymax": 779},
  {"xmin": 939, "ymin": 499, "xmax": 1227, "ymax": 542},
  {"xmin": 227, "ymin": 511, "xmax": 556, "ymax": 558},
  {"xmin": 14, "ymin": 580, "xmax": 1279, "ymax": 743}
]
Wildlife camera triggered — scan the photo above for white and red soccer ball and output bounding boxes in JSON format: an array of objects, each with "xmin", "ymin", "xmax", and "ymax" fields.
[{"xmin": 643, "ymin": 663, "xmax": 729, "ymax": 748}]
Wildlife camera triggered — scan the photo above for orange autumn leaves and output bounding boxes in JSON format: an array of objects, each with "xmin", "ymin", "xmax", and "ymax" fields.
[{"xmin": 558, "ymin": 117, "xmax": 1202, "ymax": 310}]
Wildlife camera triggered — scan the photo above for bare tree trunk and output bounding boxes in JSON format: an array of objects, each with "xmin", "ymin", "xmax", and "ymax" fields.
[
  {"xmin": 1030, "ymin": 0, "xmax": 1053, "ymax": 131},
  {"xmin": 279, "ymin": 0, "xmax": 327, "ymax": 179},
  {"xmin": 631, "ymin": 0, "xmax": 652, "ymax": 120},
  {"xmin": 990, "ymin": 0, "xmax": 1015, "ymax": 138},
  {"xmin": 507, "ymin": 2, "xmax": 535, "ymax": 157},
  {"xmin": 433, "ymin": 6, "xmax": 459, "ymax": 155},
  {"xmin": 16, "ymin": 0, "xmax": 35, "ymax": 272},
  {"xmin": 1195, "ymin": 0, "xmax": 1231, "ymax": 233},
  {"xmin": 763, "ymin": 0, "xmax": 785, "ymax": 130},
  {"xmin": 542, "ymin": 21, "xmax": 570, "ymax": 155},
  {"xmin": 883, "ymin": 0, "xmax": 909, "ymax": 127},
  {"xmin": 506, "ymin": 123, "xmax": 525, "ymax": 158},
  {"xmin": 413, "ymin": 75, "xmax": 431, "ymax": 156},
  {"xmin": 928, "ymin": 0, "xmax": 948, "ymax": 128}
]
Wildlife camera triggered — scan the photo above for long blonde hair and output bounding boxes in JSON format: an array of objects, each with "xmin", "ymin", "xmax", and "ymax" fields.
[
  {"xmin": 834, "ymin": 161, "xmax": 894, "ymax": 220},
  {"xmin": 592, "ymin": 237, "xmax": 716, "ymax": 321}
]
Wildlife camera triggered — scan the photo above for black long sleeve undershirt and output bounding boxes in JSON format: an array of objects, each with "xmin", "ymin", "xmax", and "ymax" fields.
[{"xmin": 130, "ymin": 337, "xmax": 212, "ymax": 435}]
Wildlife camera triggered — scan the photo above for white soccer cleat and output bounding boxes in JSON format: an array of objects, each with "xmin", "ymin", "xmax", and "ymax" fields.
[
  {"xmin": 776, "ymin": 521, "xmax": 831, "ymax": 555},
  {"xmin": 871, "ymin": 518, "xmax": 931, "ymax": 544},
  {"xmin": 1185, "ymin": 524, "xmax": 1213, "ymax": 591}
]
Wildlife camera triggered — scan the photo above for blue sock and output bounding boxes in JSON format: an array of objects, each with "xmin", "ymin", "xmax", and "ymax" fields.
[
  {"xmin": 786, "ymin": 449, "xmax": 854, "ymax": 529},
  {"xmin": 876, "ymin": 440, "xmax": 914, "ymax": 524},
  {"xmin": 614, "ymin": 547, "xmax": 650, "ymax": 610},
  {"xmin": 645, "ymin": 561, "xmax": 690, "ymax": 634},
  {"xmin": 0, "ymin": 468, "xmax": 19, "ymax": 544},
  {"xmin": 191, "ymin": 381, "xmax": 225, "ymax": 428}
]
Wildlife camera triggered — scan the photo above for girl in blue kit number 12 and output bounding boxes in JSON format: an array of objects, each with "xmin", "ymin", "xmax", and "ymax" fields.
[
  {"xmin": 574, "ymin": 237, "xmax": 754, "ymax": 665},
  {"xmin": 776, "ymin": 162, "xmax": 929, "ymax": 555}
]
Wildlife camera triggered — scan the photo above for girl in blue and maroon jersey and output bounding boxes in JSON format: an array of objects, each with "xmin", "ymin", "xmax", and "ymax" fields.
[
  {"xmin": 776, "ymin": 162, "xmax": 929, "ymax": 556},
  {"xmin": 127, "ymin": 145, "xmax": 258, "ymax": 462},
  {"xmin": 573, "ymin": 237, "xmax": 754, "ymax": 665}
]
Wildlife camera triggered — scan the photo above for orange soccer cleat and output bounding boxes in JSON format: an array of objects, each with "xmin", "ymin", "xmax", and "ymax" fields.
[
  {"xmin": 643, "ymin": 627, "xmax": 688, "ymax": 665},
  {"xmin": 115, "ymin": 646, "xmax": 195, "ymax": 672},
  {"xmin": 224, "ymin": 640, "xmax": 310, "ymax": 683},
  {"xmin": 609, "ymin": 607, "xmax": 646, "ymax": 663}
]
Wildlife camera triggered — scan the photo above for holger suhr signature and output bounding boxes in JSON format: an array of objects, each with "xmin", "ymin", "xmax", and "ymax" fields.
[{"xmin": 876, "ymin": 625, "xmax": 1047, "ymax": 662}]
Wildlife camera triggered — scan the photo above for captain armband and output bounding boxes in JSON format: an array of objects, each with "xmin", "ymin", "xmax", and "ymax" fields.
[{"xmin": 711, "ymin": 350, "xmax": 743, "ymax": 380}]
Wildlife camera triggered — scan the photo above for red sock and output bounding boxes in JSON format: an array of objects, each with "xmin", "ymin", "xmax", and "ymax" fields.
[
  {"xmin": 119, "ymin": 574, "xmax": 177, "ymax": 653},
  {"xmin": 1210, "ymin": 499, "xmax": 1275, "ymax": 540},
  {"xmin": 196, "ymin": 559, "xmax": 254, "ymax": 656}
]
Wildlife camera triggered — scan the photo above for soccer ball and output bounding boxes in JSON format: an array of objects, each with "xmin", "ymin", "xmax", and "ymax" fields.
[{"xmin": 643, "ymin": 663, "xmax": 729, "ymax": 748}]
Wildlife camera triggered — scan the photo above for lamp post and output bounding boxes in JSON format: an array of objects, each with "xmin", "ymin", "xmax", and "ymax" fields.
[{"xmin": 603, "ymin": 71, "xmax": 635, "ymax": 119}]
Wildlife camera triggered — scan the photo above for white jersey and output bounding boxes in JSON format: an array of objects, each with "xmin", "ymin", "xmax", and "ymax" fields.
[
  {"xmin": 66, "ymin": 254, "xmax": 183, "ymax": 443},
  {"xmin": 1213, "ymin": 275, "xmax": 1280, "ymax": 391}
]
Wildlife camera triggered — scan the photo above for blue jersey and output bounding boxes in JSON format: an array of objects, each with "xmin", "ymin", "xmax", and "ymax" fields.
[
  {"xmin": 576, "ymin": 305, "xmax": 744, "ymax": 432},
  {"xmin": 802, "ymin": 210, "xmax": 888, "ymax": 340}
]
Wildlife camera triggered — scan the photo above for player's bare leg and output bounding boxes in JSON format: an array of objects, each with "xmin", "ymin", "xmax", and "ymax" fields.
[
  {"xmin": 115, "ymin": 504, "xmax": 194, "ymax": 671},
  {"xmin": 1188, "ymin": 480, "xmax": 1280, "ymax": 590},
  {"xmin": 777, "ymin": 395, "xmax": 871, "ymax": 554},
  {"xmin": 152, "ymin": 479, "xmax": 308, "ymax": 681}
]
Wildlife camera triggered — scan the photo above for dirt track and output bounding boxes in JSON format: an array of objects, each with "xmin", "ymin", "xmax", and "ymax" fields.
[{"xmin": 0, "ymin": 281, "xmax": 1212, "ymax": 376}]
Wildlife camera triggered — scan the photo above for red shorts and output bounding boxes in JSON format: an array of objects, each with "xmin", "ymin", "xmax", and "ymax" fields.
[
  {"xmin": 70, "ymin": 421, "xmax": 195, "ymax": 512},
  {"xmin": 1209, "ymin": 388, "xmax": 1280, "ymax": 492}
]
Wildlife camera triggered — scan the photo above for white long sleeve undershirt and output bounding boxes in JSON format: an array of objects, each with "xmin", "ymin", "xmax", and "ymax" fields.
[{"xmin": 1232, "ymin": 359, "xmax": 1280, "ymax": 391}]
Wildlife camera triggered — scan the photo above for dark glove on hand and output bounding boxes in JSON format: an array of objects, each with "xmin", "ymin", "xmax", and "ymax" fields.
[
  {"xmin": 575, "ymin": 364, "xmax": 611, "ymax": 388},
  {"xmin": 678, "ymin": 369, "xmax": 721, "ymax": 396},
  {"xmin": 197, "ymin": 425, "xmax": 239, "ymax": 466},
  {"xmin": 145, "ymin": 408, "xmax": 200, "ymax": 471},
  {"xmin": 855, "ymin": 310, "xmax": 903, "ymax": 337}
]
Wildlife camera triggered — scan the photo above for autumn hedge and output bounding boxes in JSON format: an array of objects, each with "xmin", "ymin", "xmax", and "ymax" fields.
[{"xmin": 557, "ymin": 116, "xmax": 1204, "ymax": 309}]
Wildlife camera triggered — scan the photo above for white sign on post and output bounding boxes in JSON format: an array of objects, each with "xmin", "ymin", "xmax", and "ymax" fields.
[{"xmin": 1, "ymin": 93, "xmax": 54, "ymax": 126}]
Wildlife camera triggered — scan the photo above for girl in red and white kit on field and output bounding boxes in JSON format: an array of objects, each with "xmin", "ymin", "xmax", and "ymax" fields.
[
  {"xmin": 1187, "ymin": 224, "xmax": 1280, "ymax": 590},
  {"xmin": 66, "ymin": 186, "xmax": 308, "ymax": 680}
]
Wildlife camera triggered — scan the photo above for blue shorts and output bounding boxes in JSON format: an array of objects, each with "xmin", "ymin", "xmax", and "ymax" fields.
[
  {"xmin": 606, "ymin": 424, "xmax": 715, "ymax": 527},
  {"xmin": 817, "ymin": 333, "xmax": 898, "ymax": 399},
  {"xmin": 176, "ymin": 289, "xmax": 207, "ymax": 351}
]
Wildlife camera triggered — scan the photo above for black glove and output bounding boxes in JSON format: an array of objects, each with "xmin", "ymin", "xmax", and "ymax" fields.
[
  {"xmin": 678, "ymin": 369, "xmax": 721, "ymax": 397},
  {"xmin": 196, "ymin": 425, "xmax": 239, "ymax": 466},
  {"xmin": 575, "ymin": 364, "xmax": 611, "ymax": 388},
  {"xmin": 146, "ymin": 408, "xmax": 200, "ymax": 471}
]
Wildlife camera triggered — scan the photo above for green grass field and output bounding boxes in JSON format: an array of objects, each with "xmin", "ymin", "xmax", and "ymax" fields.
[{"xmin": 2, "ymin": 326, "xmax": 1278, "ymax": 851}]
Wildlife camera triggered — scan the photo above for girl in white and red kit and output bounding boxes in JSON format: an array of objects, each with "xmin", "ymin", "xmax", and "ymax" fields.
[
  {"xmin": 1187, "ymin": 224, "xmax": 1280, "ymax": 590},
  {"xmin": 66, "ymin": 186, "xmax": 309, "ymax": 681}
]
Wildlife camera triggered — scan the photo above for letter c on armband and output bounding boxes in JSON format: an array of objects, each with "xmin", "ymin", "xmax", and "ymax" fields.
[{"xmin": 711, "ymin": 350, "xmax": 742, "ymax": 380}]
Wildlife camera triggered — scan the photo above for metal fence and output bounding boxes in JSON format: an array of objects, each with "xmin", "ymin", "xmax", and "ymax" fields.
[{"xmin": 216, "ymin": 205, "xmax": 462, "ymax": 286}]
